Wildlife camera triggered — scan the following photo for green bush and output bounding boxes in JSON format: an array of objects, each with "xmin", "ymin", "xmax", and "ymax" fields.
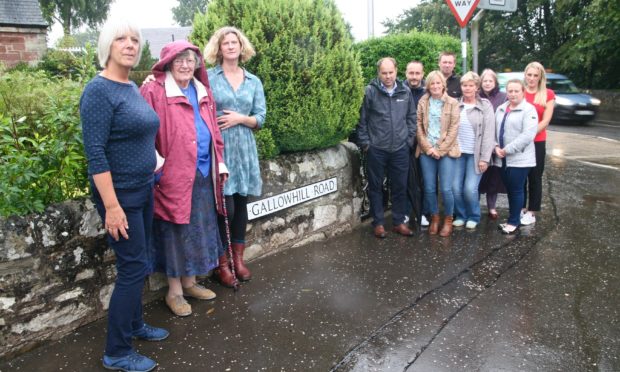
[
  {"xmin": 0, "ymin": 47, "xmax": 96, "ymax": 217},
  {"xmin": 134, "ymin": 41, "xmax": 158, "ymax": 72},
  {"xmin": 191, "ymin": 0, "xmax": 364, "ymax": 158},
  {"xmin": 38, "ymin": 49, "xmax": 80, "ymax": 78},
  {"xmin": 129, "ymin": 70, "xmax": 152, "ymax": 86},
  {"xmin": 354, "ymin": 31, "xmax": 463, "ymax": 84},
  {"xmin": 37, "ymin": 43, "xmax": 99, "ymax": 80}
]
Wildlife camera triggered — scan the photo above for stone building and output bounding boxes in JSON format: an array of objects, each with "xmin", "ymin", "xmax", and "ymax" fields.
[{"xmin": 0, "ymin": 0, "xmax": 48, "ymax": 68}]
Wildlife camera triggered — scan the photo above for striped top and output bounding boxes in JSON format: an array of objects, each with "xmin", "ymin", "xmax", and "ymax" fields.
[{"xmin": 458, "ymin": 103, "xmax": 476, "ymax": 154}]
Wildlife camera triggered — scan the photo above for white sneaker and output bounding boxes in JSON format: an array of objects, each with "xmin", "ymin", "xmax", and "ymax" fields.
[
  {"xmin": 465, "ymin": 221, "xmax": 478, "ymax": 229},
  {"xmin": 420, "ymin": 215, "xmax": 429, "ymax": 227},
  {"xmin": 520, "ymin": 212, "xmax": 536, "ymax": 225},
  {"xmin": 452, "ymin": 219, "xmax": 465, "ymax": 227}
]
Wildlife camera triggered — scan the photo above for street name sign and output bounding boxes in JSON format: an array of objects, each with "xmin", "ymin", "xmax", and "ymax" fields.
[
  {"xmin": 445, "ymin": 0, "xmax": 481, "ymax": 27},
  {"xmin": 478, "ymin": 0, "xmax": 517, "ymax": 12},
  {"xmin": 247, "ymin": 177, "xmax": 338, "ymax": 220}
]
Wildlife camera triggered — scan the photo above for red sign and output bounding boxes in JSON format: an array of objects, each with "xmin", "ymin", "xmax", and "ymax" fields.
[{"xmin": 445, "ymin": 0, "xmax": 481, "ymax": 28}]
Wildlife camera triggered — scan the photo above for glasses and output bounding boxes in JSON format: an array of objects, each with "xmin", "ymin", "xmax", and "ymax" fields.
[{"xmin": 173, "ymin": 58, "xmax": 197, "ymax": 66}]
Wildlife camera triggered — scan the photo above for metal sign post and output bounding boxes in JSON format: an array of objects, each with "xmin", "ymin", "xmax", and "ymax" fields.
[
  {"xmin": 461, "ymin": 27, "xmax": 467, "ymax": 74},
  {"xmin": 446, "ymin": 0, "xmax": 518, "ymax": 73},
  {"xmin": 445, "ymin": 0, "xmax": 480, "ymax": 72}
]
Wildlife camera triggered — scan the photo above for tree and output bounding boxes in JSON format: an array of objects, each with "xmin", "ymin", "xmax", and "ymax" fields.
[
  {"xmin": 383, "ymin": 0, "xmax": 459, "ymax": 36},
  {"xmin": 71, "ymin": 28, "xmax": 100, "ymax": 48},
  {"xmin": 134, "ymin": 41, "xmax": 158, "ymax": 72},
  {"xmin": 552, "ymin": 0, "xmax": 620, "ymax": 88},
  {"xmin": 39, "ymin": 0, "xmax": 112, "ymax": 36},
  {"xmin": 384, "ymin": 0, "xmax": 620, "ymax": 88},
  {"xmin": 191, "ymin": 0, "xmax": 364, "ymax": 158},
  {"xmin": 172, "ymin": 0, "xmax": 209, "ymax": 26}
]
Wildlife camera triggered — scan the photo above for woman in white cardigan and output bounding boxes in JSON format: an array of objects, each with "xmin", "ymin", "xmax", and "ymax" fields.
[{"xmin": 493, "ymin": 79, "xmax": 538, "ymax": 234}]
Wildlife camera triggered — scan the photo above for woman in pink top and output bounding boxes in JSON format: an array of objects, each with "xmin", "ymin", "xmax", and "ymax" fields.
[{"xmin": 521, "ymin": 62, "xmax": 555, "ymax": 226}]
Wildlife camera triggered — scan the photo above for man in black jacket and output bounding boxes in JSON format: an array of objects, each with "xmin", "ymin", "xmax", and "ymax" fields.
[
  {"xmin": 405, "ymin": 60, "xmax": 426, "ymax": 107},
  {"xmin": 356, "ymin": 57, "xmax": 416, "ymax": 238},
  {"xmin": 439, "ymin": 51, "xmax": 462, "ymax": 98},
  {"xmin": 404, "ymin": 60, "xmax": 429, "ymax": 227}
]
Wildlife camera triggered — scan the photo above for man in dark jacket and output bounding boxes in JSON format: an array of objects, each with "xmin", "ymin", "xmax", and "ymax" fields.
[
  {"xmin": 356, "ymin": 57, "xmax": 416, "ymax": 238},
  {"xmin": 404, "ymin": 60, "xmax": 428, "ymax": 227},
  {"xmin": 405, "ymin": 60, "xmax": 425, "ymax": 107},
  {"xmin": 439, "ymin": 51, "xmax": 462, "ymax": 98}
]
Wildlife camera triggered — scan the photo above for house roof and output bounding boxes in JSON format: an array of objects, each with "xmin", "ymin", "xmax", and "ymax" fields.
[
  {"xmin": 0, "ymin": 0, "xmax": 48, "ymax": 27},
  {"xmin": 141, "ymin": 27, "xmax": 193, "ymax": 59}
]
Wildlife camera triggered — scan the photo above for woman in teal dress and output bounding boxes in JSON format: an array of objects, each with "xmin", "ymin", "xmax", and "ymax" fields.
[{"xmin": 205, "ymin": 26, "xmax": 267, "ymax": 287}]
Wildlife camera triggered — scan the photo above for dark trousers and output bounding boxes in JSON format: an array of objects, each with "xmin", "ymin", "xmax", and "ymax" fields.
[
  {"xmin": 218, "ymin": 193, "xmax": 248, "ymax": 246},
  {"xmin": 92, "ymin": 183, "xmax": 153, "ymax": 357},
  {"xmin": 367, "ymin": 145, "xmax": 409, "ymax": 227},
  {"xmin": 524, "ymin": 141, "xmax": 545, "ymax": 211},
  {"xmin": 500, "ymin": 165, "xmax": 532, "ymax": 226}
]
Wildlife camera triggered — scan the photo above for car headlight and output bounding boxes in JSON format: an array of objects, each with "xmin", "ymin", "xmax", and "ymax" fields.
[
  {"xmin": 590, "ymin": 97, "xmax": 601, "ymax": 106},
  {"xmin": 555, "ymin": 96, "xmax": 574, "ymax": 106}
]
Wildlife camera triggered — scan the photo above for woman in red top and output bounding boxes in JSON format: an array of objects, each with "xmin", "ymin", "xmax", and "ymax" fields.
[{"xmin": 521, "ymin": 62, "xmax": 555, "ymax": 225}]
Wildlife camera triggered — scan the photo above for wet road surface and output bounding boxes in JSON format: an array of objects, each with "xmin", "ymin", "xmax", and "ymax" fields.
[
  {"xmin": 1, "ymin": 130, "xmax": 618, "ymax": 371},
  {"xmin": 549, "ymin": 110, "xmax": 620, "ymax": 141}
]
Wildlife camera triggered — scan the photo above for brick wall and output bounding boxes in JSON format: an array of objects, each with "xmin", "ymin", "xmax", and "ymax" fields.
[{"xmin": 0, "ymin": 26, "xmax": 47, "ymax": 68}]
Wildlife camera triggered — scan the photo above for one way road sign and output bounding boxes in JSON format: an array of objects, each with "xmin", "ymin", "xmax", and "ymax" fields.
[{"xmin": 445, "ymin": 0, "xmax": 481, "ymax": 27}]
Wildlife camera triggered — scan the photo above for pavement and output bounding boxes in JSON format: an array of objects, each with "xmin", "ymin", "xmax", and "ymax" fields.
[{"xmin": 1, "ymin": 129, "xmax": 619, "ymax": 372}]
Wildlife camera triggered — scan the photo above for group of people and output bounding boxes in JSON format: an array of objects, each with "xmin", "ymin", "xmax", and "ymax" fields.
[
  {"xmin": 80, "ymin": 19, "xmax": 265, "ymax": 372},
  {"xmin": 356, "ymin": 52, "xmax": 554, "ymax": 238},
  {"xmin": 79, "ymin": 15, "xmax": 555, "ymax": 371}
]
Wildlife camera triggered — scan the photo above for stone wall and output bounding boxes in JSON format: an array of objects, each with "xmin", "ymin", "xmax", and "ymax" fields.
[
  {"xmin": 589, "ymin": 90, "xmax": 620, "ymax": 112},
  {"xmin": 0, "ymin": 143, "xmax": 363, "ymax": 359},
  {"xmin": 0, "ymin": 26, "xmax": 47, "ymax": 68}
]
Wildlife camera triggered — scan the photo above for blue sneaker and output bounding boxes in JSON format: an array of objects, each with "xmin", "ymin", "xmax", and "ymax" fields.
[
  {"xmin": 132, "ymin": 324, "xmax": 169, "ymax": 341},
  {"xmin": 103, "ymin": 352, "xmax": 156, "ymax": 372}
]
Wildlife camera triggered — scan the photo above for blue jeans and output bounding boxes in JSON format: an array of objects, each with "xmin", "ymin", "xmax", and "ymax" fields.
[
  {"xmin": 367, "ymin": 145, "xmax": 409, "ymax": 226},
  {"xmin": 419, "ymin": 154, "xmax": 456, "ymax": 216},
  {"xmin": 500, "ymin": 165, "xmax": 532, "ymax": 226},
  {"xmin": 92, "ymin": 183, "xmax": 154, "ymax": 357},
  {"xmin": 452, "ymin": 154, "xmax": 483, "ymax": 222}
]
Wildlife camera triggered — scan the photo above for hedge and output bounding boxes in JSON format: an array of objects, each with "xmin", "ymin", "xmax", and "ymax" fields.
[
  {"xmin": 354, "ymin": 31, "xmax": 464, "ymax": 84},
  {"xmin": 191, "ymin": 0, "xmax": 364, "ymax": 159}
]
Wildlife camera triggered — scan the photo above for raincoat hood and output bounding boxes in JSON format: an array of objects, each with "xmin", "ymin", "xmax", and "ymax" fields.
[{"xmin": 151, "ymin": 40, "xmax": 210, "ymax": 89}]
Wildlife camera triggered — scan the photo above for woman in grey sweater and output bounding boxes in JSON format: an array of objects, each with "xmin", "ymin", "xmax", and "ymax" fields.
[{"xmin": 493, "ymin": 79, "xmax": 538, "ymax": 234}]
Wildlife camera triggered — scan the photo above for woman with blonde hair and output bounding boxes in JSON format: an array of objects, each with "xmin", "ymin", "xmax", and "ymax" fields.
[
  {"xmin": 416, "ymin": 70, "xmax": 460, "ymax": 237},
  {"xmin": 451, "ymin": 72, "xmax": 496, "ymax": 229},
  {"xmin": 521, "ymin": 62, "xmax": 555, "ymax": 226},
  {"xmin": 205, "ymin": 27, "xmax": 267, "ymax": 286}
]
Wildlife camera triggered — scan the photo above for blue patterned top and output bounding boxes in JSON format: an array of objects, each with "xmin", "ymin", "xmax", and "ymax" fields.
[
  {"xmin": 207, "ymin": 65, "xmax": 266, "ymax": 196},
  {"xmin": 428, "ymin": 97, "xmax": 443, "ymax": 147},
  {"xmin": 80, "ymin": 75, "xmax": 160, "ymax": 189}
]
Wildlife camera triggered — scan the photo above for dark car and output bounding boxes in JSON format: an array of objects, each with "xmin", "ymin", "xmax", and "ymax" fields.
[{"xmin": 498, "ymin": 72, "xmax": 601, "ymax": 125}]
